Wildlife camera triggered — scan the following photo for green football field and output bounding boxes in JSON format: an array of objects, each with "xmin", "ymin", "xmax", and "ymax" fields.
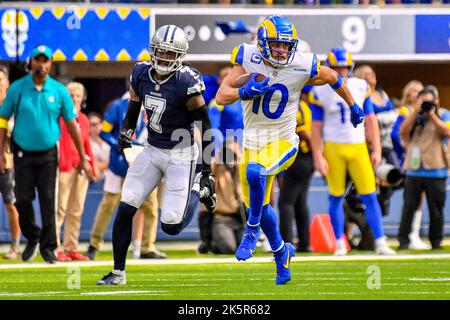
[{"xmin": 0, "ymin": 247, "xmax": 450, "ymax": 300}]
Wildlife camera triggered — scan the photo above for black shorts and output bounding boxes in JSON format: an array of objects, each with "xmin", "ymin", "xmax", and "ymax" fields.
[{"xmin": 0, "ymin": 169, "xmax": 15, "ymax": 205}]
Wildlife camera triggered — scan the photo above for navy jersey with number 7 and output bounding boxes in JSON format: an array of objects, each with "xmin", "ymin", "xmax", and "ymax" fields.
[{"xmin": 130, "ymin": 62, "xmax": 205, "ymax": 149}]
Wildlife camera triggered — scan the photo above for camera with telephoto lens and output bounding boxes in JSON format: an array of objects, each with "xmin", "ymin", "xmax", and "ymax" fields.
[
  {"xmin": 375, "ymin": 163, "xmax": 404, "ymax": 187},
  {"xmin": 421, "ymin": 101, "xmax": 437, "ymax": 114}
]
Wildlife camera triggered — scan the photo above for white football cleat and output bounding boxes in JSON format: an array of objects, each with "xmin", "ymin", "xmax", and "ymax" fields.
[
  {"xmin": 408, "ymin": 236, "xmax": 431, "ymax": 250},
  {"xmin": 375, "ymin": 237, "xmax": 396, "ymax": 255},
  {"xmin": 334, "ymin": 238, "xmax": 348, "ymax": 256}
]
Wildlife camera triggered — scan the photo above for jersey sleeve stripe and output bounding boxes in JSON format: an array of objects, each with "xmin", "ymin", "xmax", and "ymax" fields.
[
  {"xmin": 310, "ymin": 54, "xmax": 320, "ymax": 79},
  {"xmin": 230, "ymin": 44, "xmax": 244, "ymax": 65},
  {"xmin": 187, "ymin": 82, "xmax": 206, "ymax": 95}
]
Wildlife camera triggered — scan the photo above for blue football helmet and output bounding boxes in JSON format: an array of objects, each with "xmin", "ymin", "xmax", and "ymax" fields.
[
  {"xmin": 257, "ymin": 15, "xmax": 298, "ymax": 67},
  {"xmin": 326, "ymin": 47, "xmax": 353, "ymax": 68}
]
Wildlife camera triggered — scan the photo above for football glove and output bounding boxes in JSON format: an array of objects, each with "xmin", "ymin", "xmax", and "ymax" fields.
[
  {"xmin": 238, "ymin": 74, "xmax": 270, "ymax": 100},
  {"xmin": 199, "ymin": 173, "xmax": 217, "ymax": 212},
  {"xmin": 349, "ymin": 103, "xmax": 365, "ymax": 128},
  {"xmin": 118, "ymin": 128, "xmax": 133, "ymax": 152}
]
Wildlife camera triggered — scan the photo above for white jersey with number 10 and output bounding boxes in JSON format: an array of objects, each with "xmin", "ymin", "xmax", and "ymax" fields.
[{"xmin": 231, "ymin": 43, "xmax": 319, "ymax": 150}]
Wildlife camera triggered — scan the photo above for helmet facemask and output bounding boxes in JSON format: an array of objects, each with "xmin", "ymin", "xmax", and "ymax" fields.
[
  {"xmin": 150, "ymin": 42, "xmax": 186, "ymax": 76},
  {"xmin": 258, "ymin": 38, "xmax": 298, "ymax": 68}
]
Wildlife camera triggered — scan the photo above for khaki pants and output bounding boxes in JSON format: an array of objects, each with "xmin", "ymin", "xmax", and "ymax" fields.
[
  {"xmin": 56, "ymin": 170, "xmax": 89, "ymax": 252},
  {"xmin": 89, "ymin": 188, "xmax": 158, "ymax": 253}
]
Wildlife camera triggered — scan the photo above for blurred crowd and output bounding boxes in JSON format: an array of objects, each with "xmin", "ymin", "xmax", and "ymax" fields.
[{"xmin": 7, "ymin": 0, "xmax": 450, "ymax": 5}]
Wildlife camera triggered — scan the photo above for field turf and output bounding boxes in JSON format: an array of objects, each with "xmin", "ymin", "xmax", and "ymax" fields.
[{"xmin": 0, "ymin": 247, "xmax": 449, "ymax": 300}]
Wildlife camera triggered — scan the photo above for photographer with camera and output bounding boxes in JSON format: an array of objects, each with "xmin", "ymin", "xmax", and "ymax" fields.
[
  {"xmin": 198, "ymin": 141, "xmax": 246, "ymax": 254},
  {"xmin": 398, "ymin": 85, "xmax": 450, "ymax": 250}
]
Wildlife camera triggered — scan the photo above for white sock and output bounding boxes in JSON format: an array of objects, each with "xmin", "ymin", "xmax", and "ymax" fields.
[
  {"xmin": 113, "ymin": 269, "xmax": 125, "ymax": 276},
  {"xmin": 375, "ymin": 236, "xmax": 387, "ymax": 248},
  {"xmin": 410, "ymin": 210, "xmax": 423, "ymax": 238}
]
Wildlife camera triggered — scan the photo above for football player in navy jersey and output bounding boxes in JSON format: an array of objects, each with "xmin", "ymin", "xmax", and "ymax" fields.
[{"xmin": 97, "ymin": 25, "xmax": 216, "ymax": 285}]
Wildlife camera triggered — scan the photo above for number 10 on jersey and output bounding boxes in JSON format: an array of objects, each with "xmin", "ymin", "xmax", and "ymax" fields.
[{"xmin": 251, "ymin": 83, "xmax": 289, "ymax": 120}]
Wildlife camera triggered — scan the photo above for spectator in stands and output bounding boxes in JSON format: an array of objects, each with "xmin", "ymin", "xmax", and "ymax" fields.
[
  {"xmin": 391, "ymin": 80, "xmax": 423, "ymax": 165},
  {"xmin": 88, "ymin": 112, "xmax": 110, "ymax": 182},
  {"xmin": 398, "ymin": 85, "xmax": 450, "ymax": 250},
  {"xmin": 56, "ymin": 82, "xmax": 96, "ymax": 261},
  {"xmin": 85, "ymin": 93, "xmax": 166, "ymax": 260},
  {"xmin": 0, "ymin": 45, "xmax": 92, "ymax": 263},
  {"xmin": 391, "ymin": 80, "xmax": 430, "ymax": 249},
  {"xmin": 198, "ymin": 142, "xmax": 245, "ymax": 254},
  {"xmin": 278, "ymin": 86, "xmax": 314, "ymax": 252},
  {"xmin": 354, "ymin": 65, "xmax": 400, "ymax": 217},
  {"xmin": 0, "ymin": 65, "xmax": 21, "ymax": 260}
]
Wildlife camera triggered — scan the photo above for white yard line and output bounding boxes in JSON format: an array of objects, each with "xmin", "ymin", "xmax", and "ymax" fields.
[
  {"xmin": 80, "ymin": 290, "xmax": 166, "ymax": 296},
  {"xmin": 0, "ymin": 253, "xmax": 449, "ymax": 270},
  {"xmin": 409, "ymin": 278, "xmax": 450, "ymax": 282}
]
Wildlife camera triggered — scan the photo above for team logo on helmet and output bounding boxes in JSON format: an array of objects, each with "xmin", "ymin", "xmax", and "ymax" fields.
[
  {"xmin": 150, "ymin": 25, "xmax": 188, "ymax": 76},
  {"xmin": 256, "ymin": 15, "xmax": 298, "ymax": 67}
]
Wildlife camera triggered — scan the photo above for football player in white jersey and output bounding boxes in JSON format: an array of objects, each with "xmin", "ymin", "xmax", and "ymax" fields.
[
  {"xmin": 215, "ymin": 15, "xmax": 365, "ymax": 285},
  {"xmin": 309, "ymin": 48, "xmax": 396, "ymax": 256}
]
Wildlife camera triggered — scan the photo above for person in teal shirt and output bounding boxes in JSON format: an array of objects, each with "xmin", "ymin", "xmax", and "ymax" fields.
[{"xmin": 0, "ymin": 45, "xmax": 92, "ymax": 264}]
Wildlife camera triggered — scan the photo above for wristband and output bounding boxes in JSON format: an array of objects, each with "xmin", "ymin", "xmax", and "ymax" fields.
[{"xmin": 331, "ymin": 75, "xmax": 343, "ymax": 90}]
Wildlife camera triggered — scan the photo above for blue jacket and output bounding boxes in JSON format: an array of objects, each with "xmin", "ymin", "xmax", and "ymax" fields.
[{"xmin": 100, "ymin": 95, "xmax": 147, "ymax": 177}]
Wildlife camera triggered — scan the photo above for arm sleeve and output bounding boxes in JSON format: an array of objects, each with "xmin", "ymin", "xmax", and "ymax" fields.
[
  {"xmin": 182, "ymin": 67, "xmax": 206, "ymax": 98},
  {"xmin": 61, "ymin": 87, "xmax": 77, "ymax": 122},
  {"xmin": 230, "ymin": 44, "xmax": 244, "ymax": 66},
  {"xmin": 190, "ymin": 105, "xmax": 213, "ymax": 173},
  {"xmin": 309, "ymin": 54, "xmax": 320, "ymax": 79}
]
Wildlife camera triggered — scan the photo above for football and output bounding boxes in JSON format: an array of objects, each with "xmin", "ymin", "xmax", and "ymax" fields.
[{"xmin": 232, "ymin": 73, "xmax": 267, "ymax": 88}]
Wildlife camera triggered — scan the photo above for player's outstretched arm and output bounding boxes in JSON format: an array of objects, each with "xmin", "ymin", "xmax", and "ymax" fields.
[
  {"xmin": 215, "ymin": 65, "xmax": 247, "ymax": 105},
  {"xmin": 119, "ymin": 87, "xmax": 141, "ymax": 152},
  {"xmin": 186, "ymin": 94, "xmax": 213, "ymax": 174},
  {"xmin": 187, "ymin": 94, "xmax": 216, "ymax": 206},
  {"xmin": 307, "ymin": 66, "xmax": 364, "ymax": 128},
  {"xmin": 365, "ymin": 113, "xmax": 382, "ymax": 167}
]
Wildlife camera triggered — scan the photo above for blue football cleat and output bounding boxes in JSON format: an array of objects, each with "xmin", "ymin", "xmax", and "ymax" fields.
[
  {"xmin": 274, "ymin": 243, "xmax": 296, "ymax": 285},
  {"xmin": 235, "ymin": 226, "xmax": 260, "ymax": 261}
]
